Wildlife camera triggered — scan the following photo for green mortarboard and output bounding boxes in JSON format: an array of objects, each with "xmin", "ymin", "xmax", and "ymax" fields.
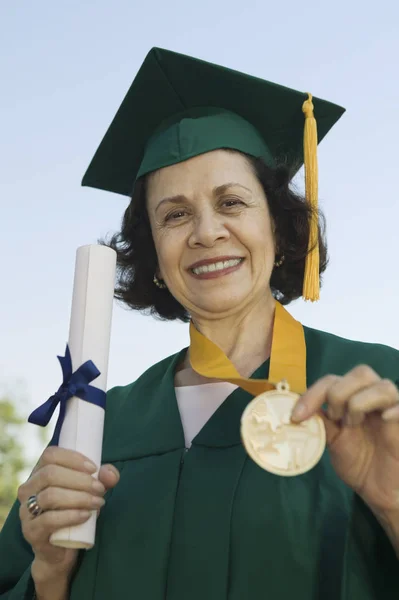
[
  {"xmin": 82, "ymin": 47, "xmax": 345, "ymax": 301},
  {"xmin": 82, "ymin": 47, "xmax": 344, "ymax": 197}
]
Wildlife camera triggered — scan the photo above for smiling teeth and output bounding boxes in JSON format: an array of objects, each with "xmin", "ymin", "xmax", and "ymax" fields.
[{"xmin": 192, "ymin": 258, "xmax": 242, "ymax": 275}]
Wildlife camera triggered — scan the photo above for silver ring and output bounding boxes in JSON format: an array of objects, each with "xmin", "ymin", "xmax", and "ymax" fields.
[{"xmin": 27, "ymin": 495, "xmax": 43, "ymax": 518}]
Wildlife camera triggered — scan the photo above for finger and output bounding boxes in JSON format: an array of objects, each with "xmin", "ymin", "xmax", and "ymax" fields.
[
  {"xmin": 19, "ymin": 465, "xmax": 105, "ymax": 504},
  {"xmin": 98, "ymin": 464, "xmax": 120, "ymax": 490},
  {"xmin": 22, "ymin": 509, "xmax": 92, "ymax": 547},
  {"xmin": 382, "ymin": 404, "xmax": 399, "ymax": 422},
  {"xmin": 342, "ymin": 411, "xmax": 365, "ymax": 428},
  {"xmin": 36, "ymin": 447, "xmax": 97, "ymax": 474},
  {"xmin": 28, "ymin": 487, "xmax": 105, "ymax": 514},
  {"xmin": 347, "ymin": 379, "xmax": 399, "ymax": 423},
  {"xmin": 325, "ymin": 366, "xmax": 380, "ymax": 421},
  {"xmin": 291, "ymin": 366, "xmax": 380, "ymax": 423},
  {"xmin": 291, "ymin": 375, "xmax": 341, "ymax": 422},
  {"xmin": 318, "ymin": 410, "xmax": 343, "ymax": 446}
]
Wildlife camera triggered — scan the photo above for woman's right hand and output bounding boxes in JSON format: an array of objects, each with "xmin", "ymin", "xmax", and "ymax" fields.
[{"xmin": 17, "ymin": 446, "xmax": 120, "ymax": 585}]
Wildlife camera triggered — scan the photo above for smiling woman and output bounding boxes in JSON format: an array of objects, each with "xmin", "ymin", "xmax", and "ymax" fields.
[
  {"xmin": 1, "ymin": 47, "xmax": 399, "ymax": 600},
  {"xmin": 106, "ymin": 151, "xmax": 327, "ymax": 321}
]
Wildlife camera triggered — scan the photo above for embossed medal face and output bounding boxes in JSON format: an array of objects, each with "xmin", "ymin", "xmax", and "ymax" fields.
[{"xmin": 241, "ymin": 382, "xmax": 326, "ymax": 476}]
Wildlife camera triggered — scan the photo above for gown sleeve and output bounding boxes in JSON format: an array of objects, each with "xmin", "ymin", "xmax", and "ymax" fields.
[
  {"xmin": 0, "ymin": 500, "xmax": 36, "ymax": 599},
  {"xmin": 344, "ymin": 491, "xmax": 399, "ymax": 599},
  {"xmin": 345, "ymin": 376, "xmax": 399, "ymax": 598}
]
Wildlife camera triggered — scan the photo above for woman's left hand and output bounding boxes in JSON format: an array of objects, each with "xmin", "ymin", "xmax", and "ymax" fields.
[{"xmin": 291, "ymin": 365, "xmax": 399, "ymax": 515}]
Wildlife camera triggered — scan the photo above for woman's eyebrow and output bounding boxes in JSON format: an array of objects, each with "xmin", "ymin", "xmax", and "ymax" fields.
[
  {"xmin": 155, "ymin": 194, "xmax": 187, "ymax": 213},
  {"xmin": 213, "ymin": 183, "xmax": 252, "ymax": 195},
  {"xmin": 155, "ymin": 183, "xmax": 252, "ymax": 212}
]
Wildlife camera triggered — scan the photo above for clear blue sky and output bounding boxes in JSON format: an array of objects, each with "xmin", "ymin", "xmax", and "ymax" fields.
[{"xmin": 1, "ymin": 1, "xmax": 398, "ymax": 455}]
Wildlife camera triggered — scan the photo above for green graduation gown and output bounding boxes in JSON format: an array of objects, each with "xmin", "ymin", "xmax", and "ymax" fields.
[{"xmin": 1, "ymin": 324, "xmax": 399, "ymax": 599}]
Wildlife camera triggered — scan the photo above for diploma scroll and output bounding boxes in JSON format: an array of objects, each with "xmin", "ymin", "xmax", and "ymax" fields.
[{"xmin": 50, "ymin": 244, "xmax": 116, "ymax": 550}]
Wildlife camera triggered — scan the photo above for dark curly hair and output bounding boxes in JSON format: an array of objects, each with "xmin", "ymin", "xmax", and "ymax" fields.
[{"xmin": 102, "ymin": 152, "xmax": 328, "ymax": 322}]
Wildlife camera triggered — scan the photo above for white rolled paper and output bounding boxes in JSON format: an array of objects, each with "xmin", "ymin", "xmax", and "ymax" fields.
[{"xmin": 50, "ymin": 244, "xmax": 116, "ymax": 550}]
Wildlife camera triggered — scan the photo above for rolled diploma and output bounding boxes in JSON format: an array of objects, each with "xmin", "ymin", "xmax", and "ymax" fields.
[{"xmin": 50, "ymin": 244, "xmax": 116, "ymax": 549}]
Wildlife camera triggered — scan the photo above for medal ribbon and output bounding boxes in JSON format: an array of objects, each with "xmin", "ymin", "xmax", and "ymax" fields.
[{"xmin": 189, "ymin": 301, "xmax": 307, "ymax": 395}]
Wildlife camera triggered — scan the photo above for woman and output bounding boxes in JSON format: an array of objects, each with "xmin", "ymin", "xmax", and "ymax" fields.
[{"xmin": 1, "ymin": 47, "xmax": 399, "ymax": 600}]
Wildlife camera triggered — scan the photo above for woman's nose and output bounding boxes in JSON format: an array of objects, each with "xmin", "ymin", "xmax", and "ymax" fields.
[{"xmin": 188, "ymin": 212, "xmax": 229, "ymax": 248}]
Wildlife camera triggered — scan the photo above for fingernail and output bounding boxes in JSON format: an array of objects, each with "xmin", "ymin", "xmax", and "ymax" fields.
[
  {"xmin": 292, "ymin": 401, "xmax": 307, "ymax": 421},
  {"xmin": 84, "ymin": 461, "xmax": 97, "ymax": 473},
  {"xmin": 106, "ymin": 466, "xmax": 119, "ymax": 480},
  {"xmin": 382, "ymin": 406, "xmax": 399, "ymax": 421},
  {"xmin": 92, "ymin": 480, "xmax": 106, "ymax": 494},
  {"xmin": 91, "ymin": 496, "xmax": 105, "ymax": 508}
]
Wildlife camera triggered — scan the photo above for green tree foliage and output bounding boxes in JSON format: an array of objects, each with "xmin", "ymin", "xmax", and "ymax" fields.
[{"xmin": 0, "ymin": 398, "xmax": 29, "ymax": 529}]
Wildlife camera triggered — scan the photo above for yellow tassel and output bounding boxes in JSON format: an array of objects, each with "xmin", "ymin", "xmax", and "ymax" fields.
[{"xmin": 302, "ymin": 94, "xmax": 320, "ymax": 302}]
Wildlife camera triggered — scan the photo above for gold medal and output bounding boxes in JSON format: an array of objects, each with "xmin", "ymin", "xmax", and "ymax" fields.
[
  {"xmin": 241, "ymin": 381, "xmax": 326, "ymax": 476},
  {"xmin": 189, "ymin": 302, "xmax": 319, "ymax": 476}
]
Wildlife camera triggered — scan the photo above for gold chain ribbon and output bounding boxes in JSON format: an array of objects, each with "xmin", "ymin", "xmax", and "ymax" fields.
[{"xmin": 189, "ymin": 301, "xmax": 307, "ymax": 395}]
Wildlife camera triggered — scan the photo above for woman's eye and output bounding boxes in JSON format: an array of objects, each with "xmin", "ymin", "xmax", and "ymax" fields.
[
  {"xmin": 165, "ymin": 210, "xmax": 187, "ymax": 221},
  {"xmin": 222, "ymin": 198, "xmax": 244, "ymax": 208}
]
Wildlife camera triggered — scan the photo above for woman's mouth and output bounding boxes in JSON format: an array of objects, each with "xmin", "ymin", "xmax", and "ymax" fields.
[{"xmin": 189, "ymin": 258, "xmax": 244, "ymax": 279}]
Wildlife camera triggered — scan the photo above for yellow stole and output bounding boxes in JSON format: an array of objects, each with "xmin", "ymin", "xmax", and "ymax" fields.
[{"xmin": 189, "ymin": 301, "xmax": 307, "ymax": 395}]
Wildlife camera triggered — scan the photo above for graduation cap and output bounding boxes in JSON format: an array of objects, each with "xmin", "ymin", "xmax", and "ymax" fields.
[{"xmin": 82, "ymin": 47, "xmax": 345, "ymax": 301}]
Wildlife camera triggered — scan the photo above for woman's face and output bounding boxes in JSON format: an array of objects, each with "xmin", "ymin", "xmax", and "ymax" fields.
[{"xmin": 146, "ymin": 150, "xmax": 276, "ymax": 319}]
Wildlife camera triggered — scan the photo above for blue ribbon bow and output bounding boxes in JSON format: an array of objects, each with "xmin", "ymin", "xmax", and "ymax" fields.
[{"xmin": 28, "ymin": 345, "xmax": 106, "ymax": 445}]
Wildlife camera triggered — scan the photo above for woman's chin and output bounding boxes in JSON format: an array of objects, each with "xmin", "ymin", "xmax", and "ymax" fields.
[{"xmin": 186, "ymin": 291, "xmax": 249, "ymax": 317}]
